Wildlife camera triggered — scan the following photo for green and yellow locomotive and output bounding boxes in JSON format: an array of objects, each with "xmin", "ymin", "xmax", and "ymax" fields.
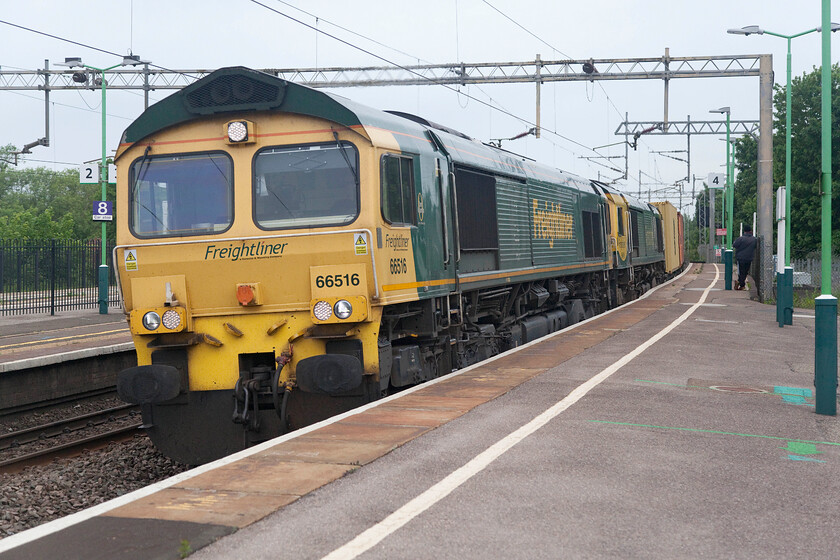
[{"xmin": 115, "ymin": 67, "xmax": 683, "ymax": 464}]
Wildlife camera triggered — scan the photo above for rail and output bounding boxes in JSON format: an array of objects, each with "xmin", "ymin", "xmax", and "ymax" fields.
[{"xmin": 0, "ymin": 404, "xmax": 142, "ymax": 474}]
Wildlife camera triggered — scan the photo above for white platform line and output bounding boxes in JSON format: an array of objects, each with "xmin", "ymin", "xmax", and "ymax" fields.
[{"xmin": 321, "ymin": 264, "xmax": 719, "ymax": 560}]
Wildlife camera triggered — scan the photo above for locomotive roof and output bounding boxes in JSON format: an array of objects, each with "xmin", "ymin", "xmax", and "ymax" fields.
[{"xmin": 118, "ymin": 66, "xmax": 592, "ymax": 194}]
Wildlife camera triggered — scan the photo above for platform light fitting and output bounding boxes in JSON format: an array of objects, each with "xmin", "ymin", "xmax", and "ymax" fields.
[{"xmin": 727, "ymin": 26, "xmax": 763, "ymax": 36}]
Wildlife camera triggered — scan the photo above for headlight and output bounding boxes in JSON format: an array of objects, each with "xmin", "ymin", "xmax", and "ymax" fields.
[
  {"xmin": 142, "ymin": 311, "xmax": 161, "ymax": 331},
  {"xmin": 162, "ymin": 309, "xmax": 182, "ymax": 330},
  {"xmin": 313, "ymin": 300, "xmax": 333, "ymax": 321},
  {"xmin": 227, "ymin": 121, "xmax": 248, "ymax": 142},
  {"xmin": 334, "ymin": 299, "xmax": 353, "ymax": 319}
]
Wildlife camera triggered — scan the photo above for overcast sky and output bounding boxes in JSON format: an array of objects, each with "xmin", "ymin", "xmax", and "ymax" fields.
[{"xmin": 2, "ymin": 0, "xmax": 838, "ymax": 215}]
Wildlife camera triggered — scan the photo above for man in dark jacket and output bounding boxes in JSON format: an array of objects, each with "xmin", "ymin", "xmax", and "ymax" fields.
[{"xmin": 732, "ymin": 226, "xmax": 758, "ymax": 290}]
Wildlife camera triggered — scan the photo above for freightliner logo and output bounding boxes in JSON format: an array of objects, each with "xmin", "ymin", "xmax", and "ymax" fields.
[{"xmin": 204, "ymin": 241, "xmax": 289, "ymax": 262}]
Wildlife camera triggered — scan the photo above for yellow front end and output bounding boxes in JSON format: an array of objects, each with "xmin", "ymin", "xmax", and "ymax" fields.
[
  {"xmin": 113, "ymin": 111, "xmax": 399, "ymax": 463},
  {"xmin": 118, "ymin": 235, "xmax": 382, "ymax": 391}
]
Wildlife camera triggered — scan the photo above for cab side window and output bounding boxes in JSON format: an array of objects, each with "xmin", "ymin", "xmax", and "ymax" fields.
[{"xmin": 381, "ymin": 154, "xmax": 415, "ymax": 225}]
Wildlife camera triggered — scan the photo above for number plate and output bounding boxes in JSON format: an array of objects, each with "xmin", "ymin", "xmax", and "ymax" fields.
[{"xmin": 310, "ymin": 264, "xmax": 367, "ymax": 298}]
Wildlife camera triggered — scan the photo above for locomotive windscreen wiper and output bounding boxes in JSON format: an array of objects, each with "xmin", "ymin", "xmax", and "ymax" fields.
[
  {"xmin": 130, "ymin": 145, "xmax": 166, "ymax": 229},
  {"xmin": 333, "ymin": 131, "xmax": 359, "ymax": 187}
]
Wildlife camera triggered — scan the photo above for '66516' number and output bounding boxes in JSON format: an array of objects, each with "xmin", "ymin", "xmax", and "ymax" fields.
[
  {"xmin": 316, "ymin": 273, "xmax": 360, "ymax": 288},
  {"xmin": 389, "ymin": 258, "xmax": 407, "ymax": 274}
]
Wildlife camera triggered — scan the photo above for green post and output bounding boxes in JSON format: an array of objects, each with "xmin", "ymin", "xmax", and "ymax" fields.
[
  {"xmin": 782, "ymin": 38, "xmax": 794, "ymax": 324},
  {"xmin": 815, "ymin": 0, "xmax": 836, "ymax": 416},
  {"xmin": 729, "ymin": 26, "xmax": 823, "ymax": 321},
  {"xmin": 724, "ymin": 110, "xmax": 733, "ymax": 289},
  {"xmin": 98, "ymin": 67, "xmax": 108, "ymax": 314},
  {"xmin": 62, "ymin": 55, "xmax": 145, "ymax": 315},
  {"xmin": 84, "ymin": 61, "xmax": 124, "ymax": 314}
]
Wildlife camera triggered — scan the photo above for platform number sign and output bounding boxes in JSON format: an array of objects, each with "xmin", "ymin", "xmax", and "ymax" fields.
[
  {"xmin": 80, "ymin": 164, "xmax": 98, "ymax": 184},
  {"xmin": 708, "ymin": 173, "xmax": 725, "ymax": 190},
  {"xmin": 93, "ymin": 201, "xmax": 113, "ymax": 221},
  {"xmin": 79, "ymin": 163, "xmax": 116, "ymax": 184}
]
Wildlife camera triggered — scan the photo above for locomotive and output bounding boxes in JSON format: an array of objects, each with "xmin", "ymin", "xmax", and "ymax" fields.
[{"xmin": 114, "ymin": 67, "xmax": 684, "ymax": 465}]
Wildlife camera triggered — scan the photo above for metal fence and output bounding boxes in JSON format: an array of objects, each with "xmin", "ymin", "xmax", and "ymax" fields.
[
  {"xmin": 0, "ymin": 240, "xmax": 120, "ymax": 316},
  {"xmin": 790, "ymin": 257, "xmax": 840, "ymax": 290}
]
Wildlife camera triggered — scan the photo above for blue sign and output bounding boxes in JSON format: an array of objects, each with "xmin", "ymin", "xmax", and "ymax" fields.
[{"xmin": 93, "ymin": 201, "xmax": 113, "ymax": 221}]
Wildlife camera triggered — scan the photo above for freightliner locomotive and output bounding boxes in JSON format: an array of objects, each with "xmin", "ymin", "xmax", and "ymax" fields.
[{"xmin": 114, "ymin": 67, "xmax": 684, "ymax": 464}]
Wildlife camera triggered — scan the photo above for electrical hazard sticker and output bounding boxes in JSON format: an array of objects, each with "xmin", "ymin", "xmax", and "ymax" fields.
[
  {"xmin": 353, "ymin": 233, "xmax": 368, "ymax": 255},
  {"xmin": 124, "ymin": 249, "xmax": 138, "ymax": 271}
]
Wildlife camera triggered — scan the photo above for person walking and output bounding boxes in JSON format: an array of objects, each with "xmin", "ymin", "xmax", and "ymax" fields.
[{"xmin": 732, "ymin": 226, "xmax": 758, "ymax": 290}]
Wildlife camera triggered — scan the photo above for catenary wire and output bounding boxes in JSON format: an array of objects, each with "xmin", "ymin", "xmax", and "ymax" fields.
[{"xmin": 249, "ymin": 0, "xmax": 610, "ymax": 160}]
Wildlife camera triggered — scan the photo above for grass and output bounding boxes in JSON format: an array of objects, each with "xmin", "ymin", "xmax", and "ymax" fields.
[{"xmin": 791, "ymin": 288, "xmax": 840, "ymax": 310}]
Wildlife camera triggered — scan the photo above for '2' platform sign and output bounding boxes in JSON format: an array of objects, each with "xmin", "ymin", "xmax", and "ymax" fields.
[{"xmin": 93, "ymin": 201, "xmax": 114, "ymax": 221}]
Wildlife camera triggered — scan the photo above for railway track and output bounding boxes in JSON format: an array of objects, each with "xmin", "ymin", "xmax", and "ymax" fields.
[
  {"xmin": 0, "ymin": 387, "xmax": 118, "ymax": 417},
  {"xmin": 0, "ymin": 404, "xmax": 143, "ymax": 474}
]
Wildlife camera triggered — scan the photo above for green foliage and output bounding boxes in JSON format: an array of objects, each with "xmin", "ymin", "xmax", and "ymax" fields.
[
  {"xmin": 0, "ymin": 145, "xmax": 115, "ymax": 241},
  {"xmin": 733, "ymin": 64, "xmax": 840, "ymax": 258},
  {"xmin": 686, "ymin": 185, "xmax": 724, "ymax": 262},
  {"xmin": 0, "ymin": 208, "xmax": 75, "ymax": 239},
  {"xmin": 178, "ymin": 539, "xmax": 193, "ymax": 558}
]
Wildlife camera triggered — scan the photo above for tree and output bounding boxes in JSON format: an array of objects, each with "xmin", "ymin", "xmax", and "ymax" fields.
[
  {"xmin": 0, "ymin": 208, "xmax": 75, "ymax": 239},
  {"xmin": 733, "ymin": 64, "xmax": 840, "ymax": 258},
  {"xmin": 0, "ymin": 145, "xmax": 111, "ymax": 241}
]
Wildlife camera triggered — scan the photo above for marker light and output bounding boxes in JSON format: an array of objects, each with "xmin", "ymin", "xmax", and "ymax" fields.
[
  {"xmin": 334, "ymin": 300, "xmax": 353, "ymax": 319},
  {"xmin": 142, "ymin": 311, "xmax": 161, "ymax": 331},
  {"xmin": 162, "ymin": 309, "xmax": 182, "ymax": 330},
  {"xmin": 313, "ymin": 300, "xmax": 333, "ymax": 321},
  {"xmin": 227, "ymin": 121, "xmax": 248, "ymax": 142}
]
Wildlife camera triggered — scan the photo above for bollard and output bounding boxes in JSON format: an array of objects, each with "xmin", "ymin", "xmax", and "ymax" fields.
[
  {"xmin": 776, "ymin": 271, "xmax": 783, "ymax": 327},
  {"xmin": 724, "ymin": 250, "xmax": 733, "ymax": 290},
  {"xmin": 98, "ymin": 264, "xmax": 109, "ymax": 315},
  {"xmin": 814, "ymin": 295, "xmax": 837, "ymax": 416},
  {"xmin": 783, "ymin": 266, "xmax": 793, "ymax": 326}
]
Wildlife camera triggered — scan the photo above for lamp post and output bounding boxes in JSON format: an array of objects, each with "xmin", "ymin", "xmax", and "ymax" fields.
[
  {"xmin": 710, "ymin": 107, "xmax": 733, "ymax": 289},
  {"xmin": 728, "ymin": 24, "xmax": 839, "ymax": 327},
  {"xmin": 815, "ymin": 0, "xmax": 836, "ymax": 415},
  {"xmin": 58, "ymin": 55, "xmax": 148, "ymax": 314}
]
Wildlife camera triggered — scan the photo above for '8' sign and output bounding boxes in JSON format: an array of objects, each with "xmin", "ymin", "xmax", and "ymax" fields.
[{"xmin": 93, "ymin": 201, "xmax": 114, "ymax": 222}]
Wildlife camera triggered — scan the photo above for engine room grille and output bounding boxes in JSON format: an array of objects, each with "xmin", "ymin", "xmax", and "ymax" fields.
[{"xmin": 184, "ymin": 74, "xmax": 285, "ymax": 115}]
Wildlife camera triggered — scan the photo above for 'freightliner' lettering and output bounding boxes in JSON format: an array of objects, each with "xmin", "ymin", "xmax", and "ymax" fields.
[
  {"xmin": 532, "ymin": 199, "xmax": 574, "ymax": 248},
  {"xmin": 204, "ymin": 242, "xmax": 288, "ymax": 262},
  {"xmin": 384, "ymin": 234, "xmax": 409, "ymax": 251}
]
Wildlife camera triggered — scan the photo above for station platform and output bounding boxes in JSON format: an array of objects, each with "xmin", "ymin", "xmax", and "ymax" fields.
[
  {"xmin": 0, "ymin": 263, "xmax": 837, "ymax": 559},
  {"xmin": 0, "ymin": 309, "xmax": 131, "ymax": 374}
]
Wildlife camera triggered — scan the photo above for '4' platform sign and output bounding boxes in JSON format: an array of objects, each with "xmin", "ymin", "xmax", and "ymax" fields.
[{"xmin": 708, "ymin": 173, "xmax": 725, "ymax": 190}]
